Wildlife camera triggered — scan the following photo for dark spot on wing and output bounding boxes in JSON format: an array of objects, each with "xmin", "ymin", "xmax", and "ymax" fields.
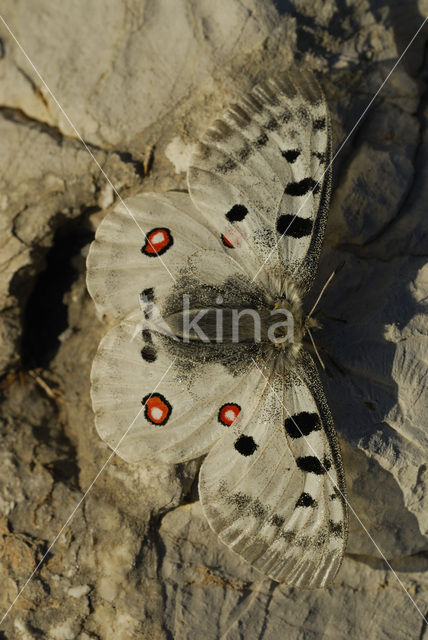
[
  {"xmin": 226, "ymin": 204, "xmax": 248, "ymax": 222},
  {"xmin": 249, "ymin": 499, "xmax": 268, "ymax": 519},
  {"xmin": 295, "ymin": 492, "xmax": 317, "ymax": 508},
  {"xmin": 265, "ymin": 116, "xmax": 280, "ymax": 131},
  {"xmin": 278, "ymin": 109, "xmax": 292, "ymax": 124},
  {"xmin": 295, "ymin": 535, "xmax": 311, "ymax": 548},
  {"xmin": 234, "ymin": 434, "xmax": 258, "ymax": 456},
  {"xmin": 296, "ymin": 456, "xmax": 331, "ymax": 475},
  {"xmin": 312, "ymin": 151, "xmax": 326, "ymax": 163},
  {"xmin": 142, "ymin": 329, "xmax": 153, "ymax": 343},
  {"xmin": 284, "ymin": 411, "xmax": 321, "ymax": 438},
  {"xmin": 142, "ymin": 287, "xmax": 154, "ymax": 302},
  {"xmin": 276, "ymin": 214, "xmax": 313, "ymax": 238},
  {"xmin": 141, "ymin": 229, "xmax": 173, "ymax": 257},
  {"xmin": 285, "ymin": 177, "xmax": 319, "ymax": 196},
  {"xmin": 314, "ymin": 117, "xmax": 326, "ymax": 130},
  {"xmin": 255, "ymin": 132, "xmax": 268, "ymax": 147},
  {"xmin": 281, "ymin": 530, "xmax": 296, "ymax": 542},
  {"xmin": 314, "ymin": 528, "xmax": 328, "ymax": 546},
  {"xmin": 281, "ymin": 149, "xmax": 300, "ymax": 163},
  {"xmin": 227, "ymin": 491, "xmax": 251, "ymax": 511},
  {"xmin": 269, "ymin": 514, "xmax": 285, "ymax": 528},
  {"xmin": 142, "ymin": 392, "xmax": 172, "ymax": 426},
  {"xmin": 141, "ymin": 345, "xmax": 157, "ymax": 362},
  {"xmin": 217, "ymin": 157, "xmax": 238, "ymax": 173},
  {"xmin": 237, "ymin": 145, "xmax": 251, "ymax": 162},
  {"xmin": 329, "ymin": 520, "xmax": 343, "ymax": 537}
]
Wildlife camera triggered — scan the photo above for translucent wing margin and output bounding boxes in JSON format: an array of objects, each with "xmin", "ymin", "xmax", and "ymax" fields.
[{"xmin": 188, "ymin": 68, "xmax": 332, "ymax": 293}]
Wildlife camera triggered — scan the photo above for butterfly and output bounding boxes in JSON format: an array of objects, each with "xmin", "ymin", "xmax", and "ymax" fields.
[{"xmin": 86, "ymin": 68, "xmax": 348, "ymax": 588}]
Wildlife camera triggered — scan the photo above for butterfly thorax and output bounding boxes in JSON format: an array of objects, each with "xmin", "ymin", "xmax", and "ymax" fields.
[{"xmin": 161, "ymin": 276, "xmax": 305, "ymax": 371}]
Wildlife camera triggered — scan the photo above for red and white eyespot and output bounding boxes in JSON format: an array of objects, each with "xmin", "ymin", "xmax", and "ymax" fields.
[
  {"xmin": 221, "ymin": 228, "xmax": 242, "ymax": 249},
  {"xmin": 142, "ymin": 393, "xmax": 172, "ymax": 425},
  {"xmin": 142, "ymin": 228, "xmax": 173, "ymax": 257},
  {"xmin": 218, "ymin": 403, "xmax": 241, "ymax": 426}
]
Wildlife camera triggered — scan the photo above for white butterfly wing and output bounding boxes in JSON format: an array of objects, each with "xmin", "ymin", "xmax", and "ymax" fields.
[
  {"xmin": 199, "ymin": 353, "xmax": 347, "ymax": 588},
  {"xmin": 188, "ymin": 68, "xmax": 331, "ymax": 292},
  {"xmin": 87, "ymin": 70, "xmax": 347, "ymax": 587},
  {"xmin": 90, "ymin": 311, "xmax": 271, "ymax": 464},
  {"xmin": 87, "ymin": 193, "xmax": 270, "ymax": 464}
]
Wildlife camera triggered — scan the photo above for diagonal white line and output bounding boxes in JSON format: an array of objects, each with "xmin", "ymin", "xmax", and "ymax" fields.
[
  {"xmin": 252, "ymin": 15, "xmax": 428, "ymax": 283},
  {"xmin": 0, "ymin": 358, "xmax": 176, "ymax": 626},
  {"xmin": 251, "ymin": 357, "xmax": 428, "ymax": 624},
  {"xmin": 0, "ymin": 14, "xmax": 176, "ymax": 283}
]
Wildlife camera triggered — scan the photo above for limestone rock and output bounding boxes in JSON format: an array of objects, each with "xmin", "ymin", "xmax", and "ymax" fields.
[{"xmin": 0, "ymin": 0, "xmax": 427, "ymax": 638}]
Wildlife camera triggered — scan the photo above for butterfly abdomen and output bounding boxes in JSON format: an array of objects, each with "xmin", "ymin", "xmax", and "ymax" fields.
[{"xmin": 165, "ymin": 305, "xmax": 302, "ymax": 341}]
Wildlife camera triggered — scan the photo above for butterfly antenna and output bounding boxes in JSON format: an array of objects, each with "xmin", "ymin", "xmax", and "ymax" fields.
[
  {"xmin": 307, "ymin": 261, "xmax": 345, "ymax": 320},
  {"xmin": 307, "ymin": 327, "xmax": 326, "ymax": 371}
]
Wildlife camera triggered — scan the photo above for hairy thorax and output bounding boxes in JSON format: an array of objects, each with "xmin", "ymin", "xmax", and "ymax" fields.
[{"xmin": 161, "ymin": 276, "xmax": 307, "ymax": 373}]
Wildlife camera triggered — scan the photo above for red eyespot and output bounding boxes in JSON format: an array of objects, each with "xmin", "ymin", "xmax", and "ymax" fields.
[
  {"xmin": 218, "ymin": 403, "xmax": 241, "ymax": 426},
  {"xmin": 142, "ymin": 393, "xmax": 172, "ymax": 425},
  {"xmin": 221, "ymin": 228, "xmax": 242, "ymax": 248},
  {"xmin": 142, "ymin": 228, "xmax": 173, "ymax": 257}
]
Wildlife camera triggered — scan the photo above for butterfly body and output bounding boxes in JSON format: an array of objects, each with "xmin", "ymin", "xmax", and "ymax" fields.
[{"xmin": 87, "ymin": 68, "xmax": 348, "ymax": 588}]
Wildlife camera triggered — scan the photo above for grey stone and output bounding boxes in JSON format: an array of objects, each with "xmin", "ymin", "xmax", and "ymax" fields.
[{"xmin": 0, "ymin": 0, "xmax": 427, "ymax": 638}]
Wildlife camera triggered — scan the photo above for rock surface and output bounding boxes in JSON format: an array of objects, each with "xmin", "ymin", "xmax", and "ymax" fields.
[{"xmin": 0, "ymin": 1, "xmax": 427, "ymax": 639}]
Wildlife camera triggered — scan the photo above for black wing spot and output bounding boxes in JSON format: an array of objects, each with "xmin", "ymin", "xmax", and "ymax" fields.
[
  {"xmin": 141, "ymin": 345, "xmax": 157, "ymax": 362},
  {"xmin": 250, "ymin": 498, "xmax": 268, "ymax": 519},
  {"xmin": 142, "ymin": 329, "xmax": 153, "ymax": 343},
  {"xmin": 226, "ymin": 204, "xmax": 248, "ymax": 222},
  {"xmin": 234, "ymin": 434, "xmax": 258, "ymax": 456},
  {"xmin": 217, "ymin": 157, "xmax": 238, "ymax": 173},
  {"xmin": 329, "ymin": 520, "xmax": 343, "ymax": 537},
  {"xmin": 265, "ymin": 116, "xmax": 280, "ymax": 131},
  {"xmin": 312, "ymin": 151, "xmax": 326, "ymax": 163},
  {"xmin": 237, "ymin": 145, "xmax": 251, "ymax": 162},
  {"xmin": 226, "ymin": 491, "xmax": 251, "ymax": 511},
  {"xmin": 296, "ymin": 456, "xmax": 330, "ymax": 475},
  {"xmin": 297, "ymin": 105, "xmax": 310, "ymax": 124},
  {"xmin": 276, "ymin": 214, "xmax": 313, "ymax": 238},
  {"xmin": 314, "ymin": 117, "xmax": 326, "ymax": 130},
  {"xmin": 278, "ymin": 108, "xmax": 292, "ymax": 124},
  {"xmin": 255, "ymin": 132, "xmax": 268, "ymax": 147},
  {"xmin": 269, "ymin": 513, "xmax": 285, "ymax": 527},
  {"xmin": 284, "ymin": 411, "xmax": 321, "ymax": 438},
  {"xmin": 141, "ymin": 287, "xmax": 154, "ymax": 301},
  {"xmin": 295, "ymin": 492, "xmax": 317, "ymax": 508},
  {"xmin": 281, "ymin": 530, "xmax": 296, "ymax": 542},
  {"xmin": 281, "ymin": 149, "xmax": 300, "ymax": 163},
  {"xmin": 141, "ymin": 288, "xmax": 155, "ymax": 320},
  {"xmin": 285, "ymin": 177, "xmax": 318, "ymax": 196}
]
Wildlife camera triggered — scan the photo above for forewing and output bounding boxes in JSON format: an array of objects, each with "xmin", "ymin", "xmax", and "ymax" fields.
[
  {"xmin": 199, "ymin": 354, "xmax": 347, "ymax": 588},
  {"xmin": 86, "ymin": 191, "xmax": 223, "ymax": 319},
  {"xmin": 188, "ymin": 68, "xmax": 332, "ymax": 292}
]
